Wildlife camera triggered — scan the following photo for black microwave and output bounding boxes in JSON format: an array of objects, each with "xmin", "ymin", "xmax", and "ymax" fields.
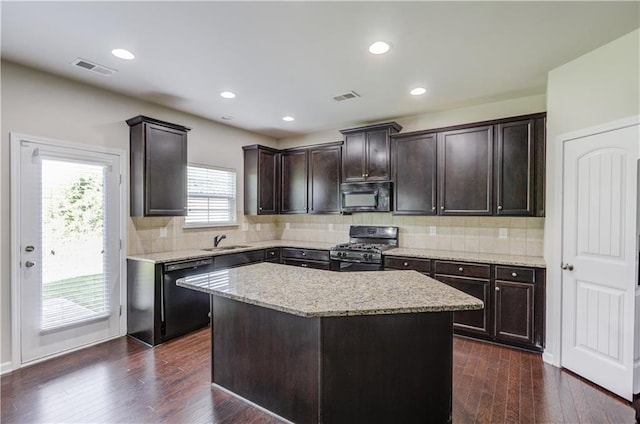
[{"xmin": 340, "ymin": 181, "xmax": 392, "ymax": 213}]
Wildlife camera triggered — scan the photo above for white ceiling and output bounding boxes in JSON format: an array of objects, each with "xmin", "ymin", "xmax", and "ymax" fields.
[{"xmin": 2, "ymin": 1, "xmax": 639, "ymax": 139}]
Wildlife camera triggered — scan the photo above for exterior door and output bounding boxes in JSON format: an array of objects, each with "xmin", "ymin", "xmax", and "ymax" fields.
[
  {"xmin": 14, "ymin": 136, "xmax": 123, "ymax": 364},
  {"xmin": 561, "ymin": 122, "xmax": 638, "ymax": 401}
]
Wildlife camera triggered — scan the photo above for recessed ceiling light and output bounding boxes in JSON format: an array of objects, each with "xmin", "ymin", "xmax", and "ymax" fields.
[
  {"xmin": 282, "ymin": 116, "xmax": 295, "ymax": 122},
  {"xmin": 368, "ymin": 41, "xmax": 390, "ymax": 55},
  {"xmin": 111, "ymin": 48, "xmax": 135, "ymax": 60},
  {"xmin": 410, "ymin": 87, "xmax": 427, "ymax": 96},
  {"xmin": 220, "ymin": 91, "xmax": 236, "ymax": 99}
]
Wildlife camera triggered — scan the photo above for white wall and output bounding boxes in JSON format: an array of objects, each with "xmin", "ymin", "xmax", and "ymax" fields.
[
  {"xmin": 0, "ymin": 60, "xmax": 277, "ymax": 366},
  {"xmin": 277, "ymin": 94, "xmax": 546, "ymax": 148},
  {"xmin": 544, "ymin": 29, "xmax": 640, "ymax": 366}
]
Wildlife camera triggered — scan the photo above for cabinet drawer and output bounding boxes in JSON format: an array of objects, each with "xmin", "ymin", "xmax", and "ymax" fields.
[
  {"xmin": 265, "ymin": 248, "xmax": 281, "ymax": 262},
  {"xmin": 434, "ymin": 261, "xmax": 490, "ymax": 279},
  {"xmin": 281, "ymin": 248, "xmax": 330, "ymax": 262},
  {"xmin": 384, "ymin": 256, "xmax": 431, "ymax": 274},
  {"xmin": 215, "ymin": 250, "xmax": 265, "ymax": 269},
  {"xmin": 282, "ymin": 259, "xmax": 331, "ymax": 270},
  {"xmin": 495, "ymin": 266, "xmax": 535, "ymax": 283}
]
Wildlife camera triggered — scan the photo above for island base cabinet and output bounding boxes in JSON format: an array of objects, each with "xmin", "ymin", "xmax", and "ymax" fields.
[{"xmin": 212, "ymin": 295, "xmax": 454, "ymax": 424}]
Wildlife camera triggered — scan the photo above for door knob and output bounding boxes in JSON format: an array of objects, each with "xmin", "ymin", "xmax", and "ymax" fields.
[
  {"xmin": 25, "ymin": 261, "xmax": 36, "ymax": 268},
  {"xmin": 561, "ymin": 263, "xmax": 574, "ymax": 271}
]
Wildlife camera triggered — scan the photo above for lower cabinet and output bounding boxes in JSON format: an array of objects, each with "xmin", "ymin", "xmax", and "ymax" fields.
[
  {"xmin": 384, "ymin": 256, "xmax": 545, "ymax": 351},
  {"xmin": 214, "ymin": 250, "xmax": 266, "ymax": 269},
  {"xmin": 281, "ymin": 247, "xmax": 331, "ymax": 270},
  {"xmin": 265, "ymin": 248, "xmax": 281, "ymax": 263}
]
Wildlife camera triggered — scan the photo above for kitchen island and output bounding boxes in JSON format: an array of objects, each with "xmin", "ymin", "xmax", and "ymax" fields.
[{"xmin": 177, "ymin": 262, "xmax": 483, "ymax": 424}]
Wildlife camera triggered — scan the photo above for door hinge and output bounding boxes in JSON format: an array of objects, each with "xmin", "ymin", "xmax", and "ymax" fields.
[
  {"xmin": 119, "ymin": 239, "xmax": 122, "ymax": 250},
  {"xmin": 119, "ymin": 305, "xmax": 122, "ymax": 316},
  {"xmin": 119, "ymin": 174, "xmax": 122, "ymax": 185}
]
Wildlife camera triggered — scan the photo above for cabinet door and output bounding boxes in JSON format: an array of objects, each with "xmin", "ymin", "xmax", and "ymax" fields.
[
  {"xmin": 309, "ymin": 146, "xmax": 341, "ymax": 213},
  {"xmin": 342, "ymin": 133, "xmax": 366, "ymax": 182},
  {"xmin": 144, "ymin": 123, "xmax": 187, "ymax": 216},
  {"xmin": 281, "ymin": 150, "xmax": 308, "ymax": 214},
  {"xmin": 496, "ymin": 120, "xmax": 534, "ymax": 215},
  {"xmin": 258, "ymin": 149, "xmax": 279, "ymax": 214},
  {"xmin": 438, "ymin": 126, "xmax": 493, "ymax": 215},
  {"xmin": 366, "ymin": 129, "xmax": 391, "ymax": 181},
  {"xmin": 436, "ymin": 275, "xmax": 491, "ymax": 337},
  {"xmin": 494, "ymin": 280, "xmax": 535, "ymax": 345},
  {"xmin": 393, "ymin": 134, "xmax": 437, "ymax": 214}
]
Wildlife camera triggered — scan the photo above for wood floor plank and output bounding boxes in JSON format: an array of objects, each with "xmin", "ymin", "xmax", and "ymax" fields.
[{"xmin": 1, "ymin": 329, "xmax": 635, "ymax": 424}]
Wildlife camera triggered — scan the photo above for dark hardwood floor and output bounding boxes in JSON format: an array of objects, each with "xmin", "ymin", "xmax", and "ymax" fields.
[{"xmin": 1, "ymin": 328, "xmax": 635, "ymax": 423}]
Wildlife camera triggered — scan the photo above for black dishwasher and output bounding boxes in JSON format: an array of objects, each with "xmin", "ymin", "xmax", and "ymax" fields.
[
  {"xmin": 162, "ymin": 258, "xmax": 214, "ymax": 342},
  {"xmin": 127, "ymin": 257, "xmax": 213, "ymax": 346}
]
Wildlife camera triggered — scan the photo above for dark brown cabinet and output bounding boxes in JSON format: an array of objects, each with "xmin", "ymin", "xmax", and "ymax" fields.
[
  {"xmin": 438, "ymin": 126, "xmax": 493, "ymax": 215},
  {"xmin": 340, "ymin": 122, "xmax": 402, "ymax": 182},
  {"xmin": 127, "ymin": 115, "xmax": 190, "ymax": 217},
  {"xmin": 385, "ymin": 255, "xmax": 545, "ymax": 351},
  {"xmin": 308, "ymin": 143, "xmax": 341, "ymax": 214},
  {"xmin": 495, "ymin": 117, "xmax": 546, "ymax": 216},
  {"xmin": 280, "ymin": 149, "xmax": 308, "ymax": 214},
  {"xmin": 243, "ymin": 145, "xmax": 280, "ymax": 215},
  {"xmin": 434, "ymin": 261, "xmax": 492, "ymax": 337},
  {"xmin": 392, "ymin": 133, "xmax": 437, "ymax": 215},
  {"xmin": 281, "ymin": 248, "xmax": 331, "ymax": 270}
]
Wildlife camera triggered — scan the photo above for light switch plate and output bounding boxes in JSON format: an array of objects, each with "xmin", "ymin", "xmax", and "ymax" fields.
[
  {"xmin": 499, "ymin": 228, "xmax": 508, "ymax": 239},
  {"xmin": 328, "ymin": 223, "xmax": 334, "ymax": 231},
  {"xmin": 429, "ymin": 226, "xmax": 436, "ymax": 236},
  {"xmin": 159, "ymin": 227, "xmax": 167, "ymax": 238}
]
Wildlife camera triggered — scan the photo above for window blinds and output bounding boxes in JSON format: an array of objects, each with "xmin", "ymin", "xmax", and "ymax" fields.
[{"xmin": 186, "ymin": 165, "xmax": 237, "ymax": 226}]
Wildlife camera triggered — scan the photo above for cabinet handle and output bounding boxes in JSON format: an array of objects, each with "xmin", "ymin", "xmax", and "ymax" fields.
[
  {"xmin": 440, "ymin": 206, "xmax": 445, "ymax": 210},
  {"xmin": 259, "ymin": 207, "xmax": 263, "ymax": 211},
  {"xmin": 511, "ymin": 272, "xmax": 517, "ymax": 277},
  {"xmin": 302, "ymin": 252, "xmax": 306, "ymax": 256},
  {"xmin": 458, "ymin": 267, "xmax": 464, "ymax": 272},
  {"xmin": 403, "ymin": 262, "xmax": 409, "ymax": 267},
  {"xmin": 362, "ymin": 173, "xmax": 366, "ymax": 177},
  {"xmin": 498, "ymin": 205, "xmax": 503, "ymax": 210},
  {"xmin": 495, "ymin": 286, "xmax": 500, "ymax": 291},
  {"xmin": 301, "ymin": 263, "xmax": 307, "ymax": 267},
  {"xmin": 270, "ymin": 251, "xmax": 275, "ymax": 256}
]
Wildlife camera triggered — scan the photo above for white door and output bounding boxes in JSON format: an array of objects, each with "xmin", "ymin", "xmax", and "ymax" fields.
[
  {"xmin": 13, "ymin": 136, "xmax": 123, "ymax": 364},
  {"xmin": 561, "ymin": 122, "xmax": 639, "ymax": 401}
]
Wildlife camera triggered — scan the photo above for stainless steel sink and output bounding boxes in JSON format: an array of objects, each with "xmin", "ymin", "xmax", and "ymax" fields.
[{"xmin": 201, "ymin": 245, "xmax": 250, "ymax": 252}]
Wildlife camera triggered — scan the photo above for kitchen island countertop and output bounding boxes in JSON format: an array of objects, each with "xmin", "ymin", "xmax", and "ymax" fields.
[{"xmin": 176, "ymin": 262, "xmax": 483, "ymax": 317}]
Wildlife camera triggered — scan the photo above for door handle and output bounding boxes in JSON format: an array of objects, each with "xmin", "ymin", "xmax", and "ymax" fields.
[
  {"xmin": 561, "ymin": 263, "xmax": 574, "ymax": 271},
  {"xmin": 25, "ymin": 261, "xmax": 36, "ymax": 268}
]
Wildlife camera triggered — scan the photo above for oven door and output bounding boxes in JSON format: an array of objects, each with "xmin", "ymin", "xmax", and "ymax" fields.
[{"xmin": 331, "ymin": 260, "xmax": 382, "ymax": 272}]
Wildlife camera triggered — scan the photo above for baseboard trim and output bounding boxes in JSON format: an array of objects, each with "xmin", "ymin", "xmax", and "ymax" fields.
[
  {"xmin": 1, "ymin": 361, "xmax": 13, "ymax": 375},
  {"xmin": 542, "ymin": 351, "xmax": 558, "ymax": 367}
]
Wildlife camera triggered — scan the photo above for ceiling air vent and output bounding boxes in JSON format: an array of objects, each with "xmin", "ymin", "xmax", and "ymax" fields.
[
  {"xmin": 333, "ymin": 91, "xmax": 361, "ymax": 102},
  {"xmin": 71, "ymin": 58, "xmax": 117, "ymax": 76}
]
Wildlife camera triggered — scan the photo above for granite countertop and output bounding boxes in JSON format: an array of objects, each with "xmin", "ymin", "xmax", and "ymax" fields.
[
  {"xmin": 384, "ymin": 247, "xmax": 547, "ymax": 268},
  {"xmin": 176, "ymin": 262, "xmax": 484, "ymax": 318},
  {"xmin": 128, "ymin": 240, "xmax": 545, "ymax": 268}
]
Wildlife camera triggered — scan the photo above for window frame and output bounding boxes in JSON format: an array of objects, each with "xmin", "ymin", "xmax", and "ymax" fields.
[{"xmin": 184, "ymin": 163, "xmax": 238, "ymax": 229}]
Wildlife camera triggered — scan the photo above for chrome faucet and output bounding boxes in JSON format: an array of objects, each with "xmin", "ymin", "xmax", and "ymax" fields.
[{"xmin": 213, "ymin": 234, "xmax": 227, "ymax": 247}]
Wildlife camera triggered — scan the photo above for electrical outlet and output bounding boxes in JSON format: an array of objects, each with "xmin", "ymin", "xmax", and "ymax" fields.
[
  {"xmin": 328, "ymin": 223, "xmax": 334, "ymax": 231},
  {"xmin": 499, "ymin": 228, "xmax": 508, "ymax": 239},
  {"xmin": 159, "ymin": 228, "xmax": 167, "ymax": 238},
  {"xmin": 429, "ymin": 226, "xmax": 436, "ymax": 236}
]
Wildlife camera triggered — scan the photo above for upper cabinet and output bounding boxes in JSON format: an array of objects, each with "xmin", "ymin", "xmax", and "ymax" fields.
[
  {"xmin": 308, "ymin": 143, "xmax": 342, "ymax": 214},
  {"xmin": 243, "ymin": 145, "xmax": 280, "ymax": 215},
  {"xmin": 340, "ymin": 122, "xmax": 402, "ymax": 182},
  {"xmin": 438, "ymin": 126, "xmax": 494, "ymax": 215},
  {"xmin": 280, "ymin": 149, "xmax": 308, "ymax": 214},
  {"xmin": 392, "ymin": 133, "xmax": 437, "ymax": 215},
  {"xmin": 127, "ymin": 115, "xmax": 190, "ymax": 217},
  {"xmin": 391, "ymin": 113, "xmax": 546, "ymax": 217}
]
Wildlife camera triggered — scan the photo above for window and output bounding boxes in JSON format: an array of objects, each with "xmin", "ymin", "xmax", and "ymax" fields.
[{"xmin": 186, "ymin": 164, "xmax": 237, "ymax": 227}]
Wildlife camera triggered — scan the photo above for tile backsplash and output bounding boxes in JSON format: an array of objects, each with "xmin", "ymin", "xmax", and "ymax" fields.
[{"xmin": 128, "ymin": 212, "xmax": 544, "ymax": 257}]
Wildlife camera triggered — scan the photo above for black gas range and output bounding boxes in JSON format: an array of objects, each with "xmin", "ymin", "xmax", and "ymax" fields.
[{"xmin": 330, "ymin": 225, "xmax": 398, "ymax": 271}]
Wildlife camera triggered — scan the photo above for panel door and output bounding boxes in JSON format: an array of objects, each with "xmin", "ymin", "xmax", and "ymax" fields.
[
  {"xmin": 561, "ymin": 122, "xmax": 638, "ymax": 401},
  {"xmin": 365, "ymin": 129, "xmax": 390, "ymax": 181},
  {"xmin": 494, "ymin": 281, "xmax": 535, "ymax": 345},
  {"xmin": 342, "ymin": 133, "xmax": 366, "ymax": 182},
  {"xmin": 309, "ymin": 145, "xmax": 341, "ymax": 213},
  {"xmin": 145, "ymin": 123, "xmax": 187, "ymax": 215},
  {"xmin": 281, "ymin": 150, "xmax": 308, "ymax": 214},
  {"xmin": 496, "ymin": 119, "xmax": 535, "ymax": 215},
  {"xmin": 438, "ymin": 126, "xmax": 493, "ymax": 215},
  {"xmin": 258, "ymin": 149, "xmax": 279, "ymax": 214},
  {"xmin": 436, "ymin": 275, "xmax": 491, "ymax": 337},
  {"xmin": 393, "ymin": 133, "xmax": 437, "ymax": 214}
]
